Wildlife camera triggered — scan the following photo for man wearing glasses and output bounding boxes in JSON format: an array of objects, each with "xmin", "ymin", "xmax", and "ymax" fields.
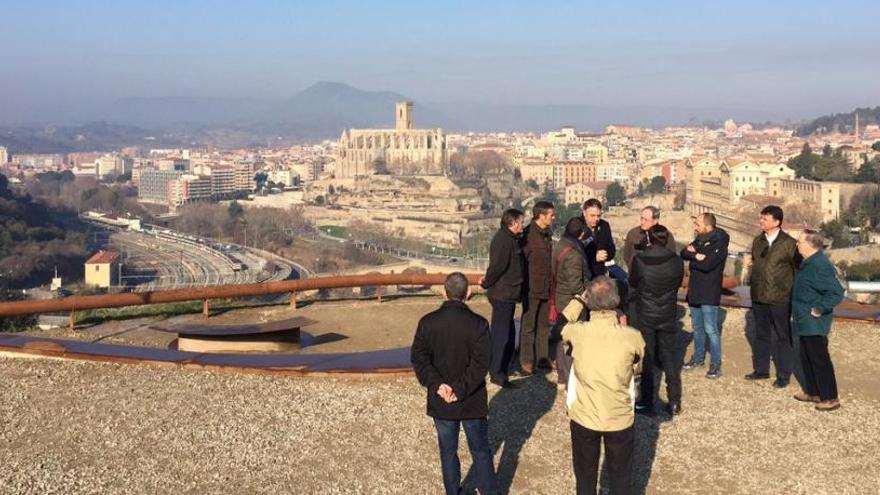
[{"xmin": 743, "ymin": 205, "xmax": 801, "ymax": 388}]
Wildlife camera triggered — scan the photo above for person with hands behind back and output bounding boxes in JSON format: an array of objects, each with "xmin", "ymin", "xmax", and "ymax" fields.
[{"xmin": 411, "ymin": 272, "xmax": 499, "ymax": 495}]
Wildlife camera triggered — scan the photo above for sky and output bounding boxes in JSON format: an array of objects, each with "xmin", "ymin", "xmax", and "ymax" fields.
[{"xmin": 2, "ymin": 0, "xmax": 879, "ymax": 124}]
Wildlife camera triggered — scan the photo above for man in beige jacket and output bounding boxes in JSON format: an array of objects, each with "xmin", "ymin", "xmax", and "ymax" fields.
[{"xmin": 560, "ymin": 276, "xmax": 646, "ymax": 494}]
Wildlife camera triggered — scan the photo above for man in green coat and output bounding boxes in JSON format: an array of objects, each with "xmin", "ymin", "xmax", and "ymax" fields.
[
  {"xmin": 791, "ymin": 229, "xmax": 845, "ymax": 411},
  {"xmin": 744, "ymin": 205, "xmax": 800, "ymax": 388}
]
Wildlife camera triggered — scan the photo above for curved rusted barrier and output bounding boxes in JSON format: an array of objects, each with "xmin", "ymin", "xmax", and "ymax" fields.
[
  {"xmin": 1, "ymin": 273, "xmax": 877, "ymax": 377},
  {"xmin": 0, "ymin": 273, "xmax": 484, "ymax": 317}
]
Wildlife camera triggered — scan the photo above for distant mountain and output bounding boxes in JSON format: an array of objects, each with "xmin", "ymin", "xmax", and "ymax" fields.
[
  {"xmin": 797, "ymin": 106, "xmax": 880, "ymax": 136},
  {"xmin": 0, "ymin": 121, "xmax": 186, "ymax": 154},
  {"xmin": 6, "ymin": 82, "xmax": 802, "ymax": 149},
  {"xmin": 102, "ymin": 82, "xmax": 785, "ymax": 137}
]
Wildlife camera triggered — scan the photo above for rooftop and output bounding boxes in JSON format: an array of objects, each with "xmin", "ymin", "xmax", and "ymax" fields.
[{"xmin": 84, "ymin": 250, "xmax": 120, "ymax": 265}]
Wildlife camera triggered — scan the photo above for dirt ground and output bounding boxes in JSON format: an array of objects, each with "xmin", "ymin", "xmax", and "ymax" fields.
[{"xmin": 5, "ymin": 296, "xmax": 880, "ymax": 494}]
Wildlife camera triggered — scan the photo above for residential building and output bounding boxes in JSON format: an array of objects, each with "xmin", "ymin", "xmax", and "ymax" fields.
[
  {"xmin": 138, "ymin": 169, "xmax": 183, "ymax": 204},
  {"xmin": 84, "ymin": 250, "xmax": 120, "ymax": 289},
  {"xmin": 564, "ymin": 181, "xmax": 612, "ymax": 206},
  {"xmin": 766, "ymin": 178, "xmax": 840, "ymax": 223}
]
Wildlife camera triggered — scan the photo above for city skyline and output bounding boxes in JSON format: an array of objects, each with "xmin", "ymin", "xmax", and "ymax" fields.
[{"xmin": 3, "ymin": 1, "xmax": 879, "ymax": 125}]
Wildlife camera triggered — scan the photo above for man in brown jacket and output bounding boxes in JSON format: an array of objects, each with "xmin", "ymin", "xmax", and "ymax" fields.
[
  {"xmin": 520, "ymin": 200, "xmax": 556, "ymax": 374},
  {"xmin": 744, "ymin": 205, "xmax": 801, "ymax": 388},
  {"xmin": 623, "ymin": 206, "xmax": 676, "ymax": 270},
  {"xmin": 561, "ymin": 276, "xmax": 645, "ymax": 494}
]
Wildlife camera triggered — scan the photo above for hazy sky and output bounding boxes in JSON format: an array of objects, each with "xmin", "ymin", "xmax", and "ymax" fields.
[{"xmin": 3, "ymin": 0, "xmax": 879, "ymax": 123}]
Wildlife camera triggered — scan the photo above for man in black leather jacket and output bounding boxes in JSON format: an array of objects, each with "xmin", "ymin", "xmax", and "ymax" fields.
[{"xmin": 629, "ymin": 224, "xmax": 684, "ymax": 416}]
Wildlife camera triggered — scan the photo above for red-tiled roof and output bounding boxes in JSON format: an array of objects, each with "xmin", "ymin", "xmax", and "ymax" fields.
[{"xmin": 85, "ymin": 250, "xmax": 120, "ymax": 264}]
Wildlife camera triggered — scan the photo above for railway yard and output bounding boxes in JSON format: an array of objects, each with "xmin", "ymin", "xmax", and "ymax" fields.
[{"xmin": 98, "ymin": 226, "xmax": 302, "ymax": 291}]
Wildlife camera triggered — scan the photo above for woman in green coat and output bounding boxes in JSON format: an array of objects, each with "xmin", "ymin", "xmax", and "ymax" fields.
[{"xmin": 792, "ymin": 229, "xmax": 845, "ymax": 411}]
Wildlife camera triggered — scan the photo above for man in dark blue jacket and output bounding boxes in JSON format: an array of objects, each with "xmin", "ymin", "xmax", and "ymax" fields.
[
  {"xmin": 681, "ymin": 213, "xmax": 729, "ymax": 379},
  {"xmin": 480, "ymin": 208, "xmax": 525, "ymax": 387},
  {"xmin": 412, "ymin": 272, "xmax": 498, "ymax": 495}
]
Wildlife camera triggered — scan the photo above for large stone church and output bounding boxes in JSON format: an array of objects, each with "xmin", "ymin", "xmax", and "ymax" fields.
[{"xmin": 336, "ymin": 102, "xmax": 447, "ymax": 177}]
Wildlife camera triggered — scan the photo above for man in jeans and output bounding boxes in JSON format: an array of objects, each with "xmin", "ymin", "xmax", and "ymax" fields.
[
  {"xmin": 681, "ymin": 213, "xmax": 729, "ymax": 379},
  {"xmin": 412, "ymin": 272, "xmax": 498, "ymax": 495},
  {"xmin": 560, "ymin": 276, "xmax": 645, "ymax": 494}
]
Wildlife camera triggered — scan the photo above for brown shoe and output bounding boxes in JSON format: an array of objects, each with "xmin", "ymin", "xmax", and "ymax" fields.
[
  {"xmin": 793, "ymin": 392, "xmax": 820, "ymax": 403},
  {"xmin": 815, "ymin": 399, "xmax": 841, "ymax": 412}
]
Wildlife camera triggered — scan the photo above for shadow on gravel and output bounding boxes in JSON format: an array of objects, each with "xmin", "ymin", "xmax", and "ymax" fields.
[
  {"xmin": 466, "ymin": 375, "xmax": 556, "ymax": 493},
  {"xmin": 630, "ymin": 414, "xmax": 663, "ymax": 494}
]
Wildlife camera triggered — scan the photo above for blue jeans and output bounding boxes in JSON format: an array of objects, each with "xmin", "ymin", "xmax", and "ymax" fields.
[
  {"xmin": 434, "ymin": 417, "xmax": 498, "ymax": 495},
  {"xmin": 690, "ymin": 304, "xmax": 721, "ymax": 366}
]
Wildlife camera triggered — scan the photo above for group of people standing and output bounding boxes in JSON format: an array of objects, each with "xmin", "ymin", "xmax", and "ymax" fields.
[{"xmin": 412, "ymin": 201, "xmax": 846, "ymax": 495}]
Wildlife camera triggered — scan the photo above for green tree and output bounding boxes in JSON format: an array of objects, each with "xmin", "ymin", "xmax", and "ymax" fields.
[
  {"xmin": 788, "ymin": 142, "xmax": 819, "ymax": 179},
  {"xmin": 822, "ymin": 144, "xmax": 833, "ymax": 158},
  {"xmin": 646, "ymin": 175, "xmax": 667, "ymax": 194},
  {"xmin": 872, "ymin": 141, "xmax": 880, "ymax": 152},
  {"xmin": 855, "ymin": 158, "xmax": 879, "ymax": 183},
  {"xmin": 606, "ymin": 181, "xmax": 626, "ymax": 206},
  {"xmin": 820, "ymin": 219, "xmax": 848, "ymax": 249},
  {"xmin": 254, "ymin": 172, "xmax": 268, "ymax": 189},
  {"xmin": 227, "ymin": 200, "xmax": 244, "ymax": 221}
]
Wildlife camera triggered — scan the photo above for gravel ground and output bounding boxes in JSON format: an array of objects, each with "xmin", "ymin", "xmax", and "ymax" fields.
[{"xmin": 2, "ymin": 307, "xmax": 879, "ymax": 494}]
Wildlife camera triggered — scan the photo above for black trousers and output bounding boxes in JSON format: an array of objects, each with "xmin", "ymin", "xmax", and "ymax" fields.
[
  {"xmin": 637, "ymin": 327, "xmax": 682, "ymax": 407},
  {"xmin": 520, "ymin": 297, "xmax": 550, "ymax": 368},
  {"xmin": 570, "ymin": 421, "xmax": 633, "ymax": 495},
  {"xmin": 799, "ymin": 335, "xmax": 838, "ymax": 401},
  {"xmin": 752, "ymin": 302, "xmax": 794, "ymax": 380},
  {"xmin": 488, "ymin": 298, "xmax": 517, "ymax": 383}
]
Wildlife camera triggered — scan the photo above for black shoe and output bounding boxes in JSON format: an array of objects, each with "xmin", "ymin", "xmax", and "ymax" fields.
[
  {"xmin": 706, "ymin": 364, "xmax": 722, "ymax": 379},
  {"xmin": 491, "ymin": 379, "xmax": 518, "ymax": 389},
  {"xmin": 635, "ymin": 403, "xmax": 656, "ymax": 417},
  {"xmin": 772, "ymin": 378, "xmax": 789, "ymax": 389},
  {"xmin": 536, "ymin": 358, "xmax": 554, "ymax": 370},
  {"xmin": 744, "ymin": 371, "xmax": 770, "ymax": 381},
  {"xmin": 682, "ymin": 359, "xmax": 704, "ymax": 371},
  {"xmin": 667, "ymin": 401, "xmax": 682, "ymax": 416}
]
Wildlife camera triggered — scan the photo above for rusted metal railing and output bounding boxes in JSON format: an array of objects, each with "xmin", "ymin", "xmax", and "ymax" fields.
[{"xmin": 0, "ymin": 273, "xmax": 482, "ymax": 318}]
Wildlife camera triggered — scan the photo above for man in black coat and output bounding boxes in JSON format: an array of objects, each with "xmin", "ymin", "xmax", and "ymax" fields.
[
  {"xmin": 521, "ymin": 201, "xmax": 555, "ymax": 374},
  {"xmin": 629, "ymin": 224, "xmax": 685, "ymax": 416},
  {"xmin": 480, "ymin": 208, "xmax": 525, "ymax": 387},
  {"xmin": 412, "ymin": 272, "xmax": 498, "ymax": 495},
  {"xmin": 681, "ymin": 213, "xmax": 729, "ymax": 379},
  {"xmin": 582, "ymin": 198, "xmax": 617, "ymax": 278}
]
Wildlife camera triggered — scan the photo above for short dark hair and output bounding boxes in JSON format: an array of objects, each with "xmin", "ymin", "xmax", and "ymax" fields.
[
  {"xmin": 700, "ymin": 212, "xmax": 717, "ymax": 228},
  {"xmin": 583, "ymin": 198, "xmax": 603, "ymax": 211},
  {"xmin": 501, "ymin": 208, "xmax": 524, "ymax": 228},
  {"xmin": 532, "ymin": 201, "xmax": 554, "ymax": 219},
  {"xmin": 565, "ymin": 216, "xmax": 586, "ymax": 238},
  {"xmin": 444, "ymin": 272, "xmax": 469, "ymax": 301},
  {"xmin": 760, "ymin": 205, "xmax": 784, "ymax": 225},
  {"xmin": 642, "ymin": 206, "xmax": 660, "ymax": 219},
  {"xmin": 586, "ymin": 276, "xmax": 620, "ymax": 311},
  {"xmin": 647, "ymin": 224, "xmax": 669, "ymax": 246}
]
